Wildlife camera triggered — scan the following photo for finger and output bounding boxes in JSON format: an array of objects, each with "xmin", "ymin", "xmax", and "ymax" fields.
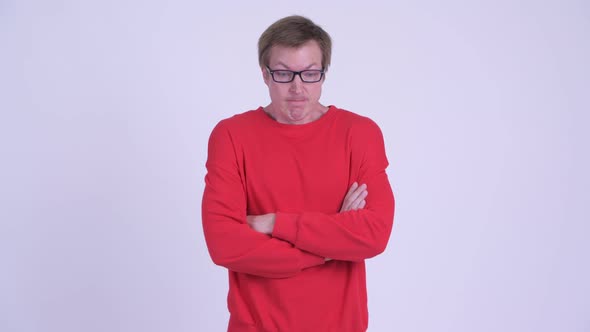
[
  {"xmin": 347, "ymin": 184, "xmax": 367, "ymax": 206},
  {"xmin": 340, "ymin": 182, "xmax": 359, "ymax": 212},
  {"xmin": 350, "ymin": 190, "xmax": 368, "ymax": 210},
  {"xmin": 344, "ymin": 182, "xmax": 358, "ymax": 200},
  {"xmin": 358, "ymin": 199, "xmax": 366, "ymax": 209},
  {"xmin": 343, "ymin": 185, "xmax": 366, "ymax": 211},
  {"xmin": 342, "ymin": 184, "xmax": 367, "ymax": 212}
]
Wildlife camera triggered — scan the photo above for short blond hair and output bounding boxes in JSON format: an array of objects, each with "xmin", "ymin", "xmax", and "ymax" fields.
[{"xmin": 258, "ymin": 15, "xmax": 332, "ymax": 69}]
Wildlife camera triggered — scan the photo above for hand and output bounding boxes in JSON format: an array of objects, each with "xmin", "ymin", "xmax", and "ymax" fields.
[
  {"xmin": 246, "ymin": 213, "xmax": 276, "ymax": 235},
  {"xmin": 340, "ymin": 182, "xmax": 368, "ymax": 212}
]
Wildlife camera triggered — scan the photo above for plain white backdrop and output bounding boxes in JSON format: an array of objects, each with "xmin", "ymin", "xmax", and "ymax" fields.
[{"xmin": 1, "ymin": 0, "xmax": 588, "ymax": 331}]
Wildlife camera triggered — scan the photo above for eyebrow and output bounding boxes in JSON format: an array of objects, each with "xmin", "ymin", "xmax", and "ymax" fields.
[{"xmin": 274, "ymin": 62, "xmax": 321, "ymax": 70}]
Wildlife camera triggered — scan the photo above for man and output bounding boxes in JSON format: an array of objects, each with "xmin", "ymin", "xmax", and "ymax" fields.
[{"xmin": 202, "ymin": 15, "xmax": 395, "ymax": 332}]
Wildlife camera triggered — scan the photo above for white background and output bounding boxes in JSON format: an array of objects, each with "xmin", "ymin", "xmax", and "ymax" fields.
[{"xmin": 1, "ymin": 0, "xmax": 588, "ymax": 331}]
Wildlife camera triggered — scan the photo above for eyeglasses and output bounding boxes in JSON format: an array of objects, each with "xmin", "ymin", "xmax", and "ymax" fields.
[{"xmin": 266, "ymin": 67, "xmax": 325, "ymax": 83}]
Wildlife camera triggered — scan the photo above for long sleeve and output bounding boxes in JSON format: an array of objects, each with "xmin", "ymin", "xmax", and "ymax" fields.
[
  {"xmin": 202, "ymin": 121, "xmax": 325, "ymax": 278},
  {"xmin": 204, "ymin": 107, "xmax": 392, "ymax": 331},
  {"xmin": 271, "ymin": 119, "xmax": 395, "ymax": 261}
]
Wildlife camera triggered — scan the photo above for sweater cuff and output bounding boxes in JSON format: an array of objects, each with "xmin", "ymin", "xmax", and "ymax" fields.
[{"xmin": 272, "ymin": 212, "xmax": 299, "ymax": 244}]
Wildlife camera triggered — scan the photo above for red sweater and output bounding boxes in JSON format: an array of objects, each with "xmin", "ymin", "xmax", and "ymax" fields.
[{"xmin": 202, "ymin": 106, "xmax": 395, "ymax": 332}]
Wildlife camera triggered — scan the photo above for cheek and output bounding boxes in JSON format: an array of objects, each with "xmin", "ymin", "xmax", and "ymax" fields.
[
  {"xmin": 271, "ymin": 85, "xmax": 288, "ymax": 96},
  {"xmin": 268, "ymin": 85, "xmax": 285, "ymax": 100},
  {"xmin": 310, "ymin": 85, "xmax": 322, "ymax": 99}
]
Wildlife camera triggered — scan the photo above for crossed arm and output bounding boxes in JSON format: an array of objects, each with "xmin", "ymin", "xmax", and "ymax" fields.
[
  {"xmin": 246, "ymin": 182, "xmax": 368, "ymax": 262},
  {"xmin": 202, "ymin": 121, "xmax": 394, "ymax": 278},
  {"xmin": 247, "ymin": 182, "xmax": 369, "ymax": 235}
]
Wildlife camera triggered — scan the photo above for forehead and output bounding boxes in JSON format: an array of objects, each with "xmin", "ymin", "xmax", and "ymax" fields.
[{"xmin": 268, "ymin": 40, "xmax": 323, "ymax": 68}]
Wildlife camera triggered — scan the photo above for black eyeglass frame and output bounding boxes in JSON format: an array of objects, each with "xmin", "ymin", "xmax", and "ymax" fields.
[{"xmin": 266, "ymin": 66, "xmax": 325, "ymax": 83}]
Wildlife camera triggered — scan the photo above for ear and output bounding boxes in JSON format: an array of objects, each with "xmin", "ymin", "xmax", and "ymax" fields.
[{"xmin": 262, "ymin": 66, "xmax": 270, "ymax": 86}]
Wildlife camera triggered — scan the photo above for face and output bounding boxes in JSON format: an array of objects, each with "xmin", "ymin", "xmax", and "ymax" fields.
[{"xmin": 262, "ymin": 40, "xmax": 326, "ymax": 125}]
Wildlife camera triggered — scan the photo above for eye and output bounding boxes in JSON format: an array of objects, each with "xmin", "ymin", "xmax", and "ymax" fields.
[
  {"xmin": 274, "ymin": 71, "xmax": 292, "ymax": 79},
  {"xmin": 302, "ymin": 70, "xmax": 322, "ymax": 80}
]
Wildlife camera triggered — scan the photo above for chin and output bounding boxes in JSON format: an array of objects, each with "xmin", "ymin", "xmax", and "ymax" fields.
[{"xmin": 287, "ymin": 108, "xmax": 309, "ymax": 120}]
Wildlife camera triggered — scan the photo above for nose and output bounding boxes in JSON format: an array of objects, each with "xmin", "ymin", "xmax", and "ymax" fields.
[{"xmin": 289, "ymin": 74, "xmax": 303, "ymax": 93}]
